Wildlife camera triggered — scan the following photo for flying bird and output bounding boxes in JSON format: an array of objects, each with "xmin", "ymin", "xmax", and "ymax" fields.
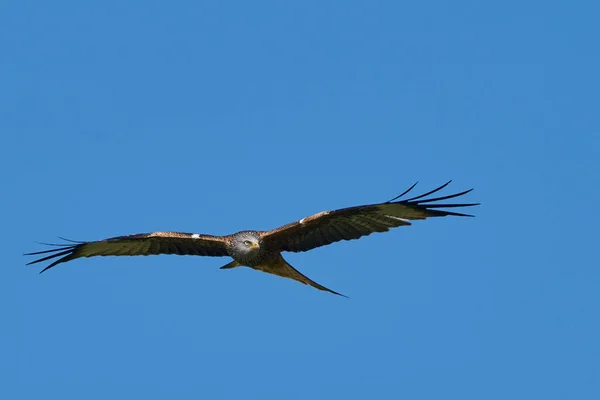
[{"xmin": 25, "ymin": 181, "xmax": 479, "ymax": 296}]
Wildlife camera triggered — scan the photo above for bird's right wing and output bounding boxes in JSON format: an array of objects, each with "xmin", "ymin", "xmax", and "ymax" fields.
[
  {"xmin": 25, "ymin": 232, "xmax": 230, "ymax": 273},
  {"xmin": 260, "ymin": 181, "xmax": 479, "ymax": 253}
]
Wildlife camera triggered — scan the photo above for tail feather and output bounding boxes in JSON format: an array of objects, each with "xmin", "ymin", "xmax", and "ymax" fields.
[
  {"xmin": 254, "ymin": 256, "xmax": 347, "ymax": 297},
  {"xmin": 219, "ymin": 260, "xmax": 240, "ymax": 269}
]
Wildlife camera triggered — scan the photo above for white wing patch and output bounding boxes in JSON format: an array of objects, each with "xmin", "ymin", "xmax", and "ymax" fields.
[
  {"xmin": 191, "ymin": 234, "xmax": 200, "ymax": 239},
  {"xmin": 299, "ymin": 210, "xmax": 330, "ymax": 225},
  {"xmin": 385, "ymin": 215, "xmax": 411, "ymax": 223}
]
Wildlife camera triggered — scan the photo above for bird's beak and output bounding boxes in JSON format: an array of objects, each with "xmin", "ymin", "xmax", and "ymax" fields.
[{"xmin": 249, "ymin": 243, "xmax": 260, "ymax": 249}]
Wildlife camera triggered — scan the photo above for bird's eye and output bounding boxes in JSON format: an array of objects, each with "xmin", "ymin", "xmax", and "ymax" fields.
[{"xmin": 243, "ymin": 240, "xmax": 252, "ymax": 247}]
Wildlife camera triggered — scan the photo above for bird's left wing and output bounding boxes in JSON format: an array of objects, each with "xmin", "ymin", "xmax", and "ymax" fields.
[
  {"xmin": 260, "ymin": 181, "xmax": 479, "ymax": 253},
  {"xmin": 25, "ymin": 232, "xmax": 230, "ymax": 273}
]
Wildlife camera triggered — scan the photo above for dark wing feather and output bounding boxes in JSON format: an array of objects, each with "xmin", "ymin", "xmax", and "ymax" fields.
[
  {"xmin": 25, "ymin": 232, "xmax": 230, "ymax": 273},
  {"xmin": 260, "ymin": 181, "xmax": 479, "ymax": 253}
]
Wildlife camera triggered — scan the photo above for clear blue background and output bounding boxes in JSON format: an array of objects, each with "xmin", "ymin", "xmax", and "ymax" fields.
[{"xmin": 2, "ymin": 1, "xmax": 599, "ymax": 398}]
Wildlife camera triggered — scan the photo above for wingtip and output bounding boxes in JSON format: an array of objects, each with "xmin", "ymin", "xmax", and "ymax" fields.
[
  {"xmin": 386, "ymin": 181, "xmax": 419, "ymax": 203},
  {"xmin": 57, "ymin": 237, "xmax": 85, "ymax": 244},
  {"xmin": 38, "ymin": 260, "xmax": 62, "ymax": 274},
  {"xmin": 463, "ymin": 203, "xmax": 481, "ymax": 217}
]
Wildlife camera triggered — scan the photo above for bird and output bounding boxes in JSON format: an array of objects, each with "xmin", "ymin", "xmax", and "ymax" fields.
[{"xmin": 25, "ymin": 181, "xmax": 479, "ymax": 296}]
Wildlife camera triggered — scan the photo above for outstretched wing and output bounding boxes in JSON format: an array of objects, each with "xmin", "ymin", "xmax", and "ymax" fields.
[
  {"xmin": 25, "ymin": 232, "xmax": 230, "ymax": 273},
  {"xmin": 260, "ymin": 181, "xmax": 479, "ymax": 253}
]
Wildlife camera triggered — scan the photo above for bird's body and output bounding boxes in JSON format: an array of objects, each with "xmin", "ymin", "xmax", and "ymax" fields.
[{"xmin": 26, "ymin": 181, "xmax": 480, "ymax": 296}]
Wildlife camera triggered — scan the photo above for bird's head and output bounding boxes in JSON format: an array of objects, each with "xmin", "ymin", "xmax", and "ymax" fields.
[{"xmin": 231, "ymin": 231, "xmax": 262, "ymax": 256}]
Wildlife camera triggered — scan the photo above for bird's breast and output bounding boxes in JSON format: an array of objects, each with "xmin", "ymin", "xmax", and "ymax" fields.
[{"xmin": 231, "ymin": 248, "xmax": 278, "ymax": 267}]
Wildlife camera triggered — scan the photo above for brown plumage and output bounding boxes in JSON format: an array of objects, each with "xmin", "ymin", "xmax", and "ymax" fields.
[{"xmin": 25, "ymin": 181, "xmax": 479, "ymax": 296}]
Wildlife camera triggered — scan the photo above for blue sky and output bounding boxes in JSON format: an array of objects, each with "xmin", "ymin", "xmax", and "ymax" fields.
[{"xmin": 1, "ymin": 1, "xmax": 599, "ymax": 398}]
